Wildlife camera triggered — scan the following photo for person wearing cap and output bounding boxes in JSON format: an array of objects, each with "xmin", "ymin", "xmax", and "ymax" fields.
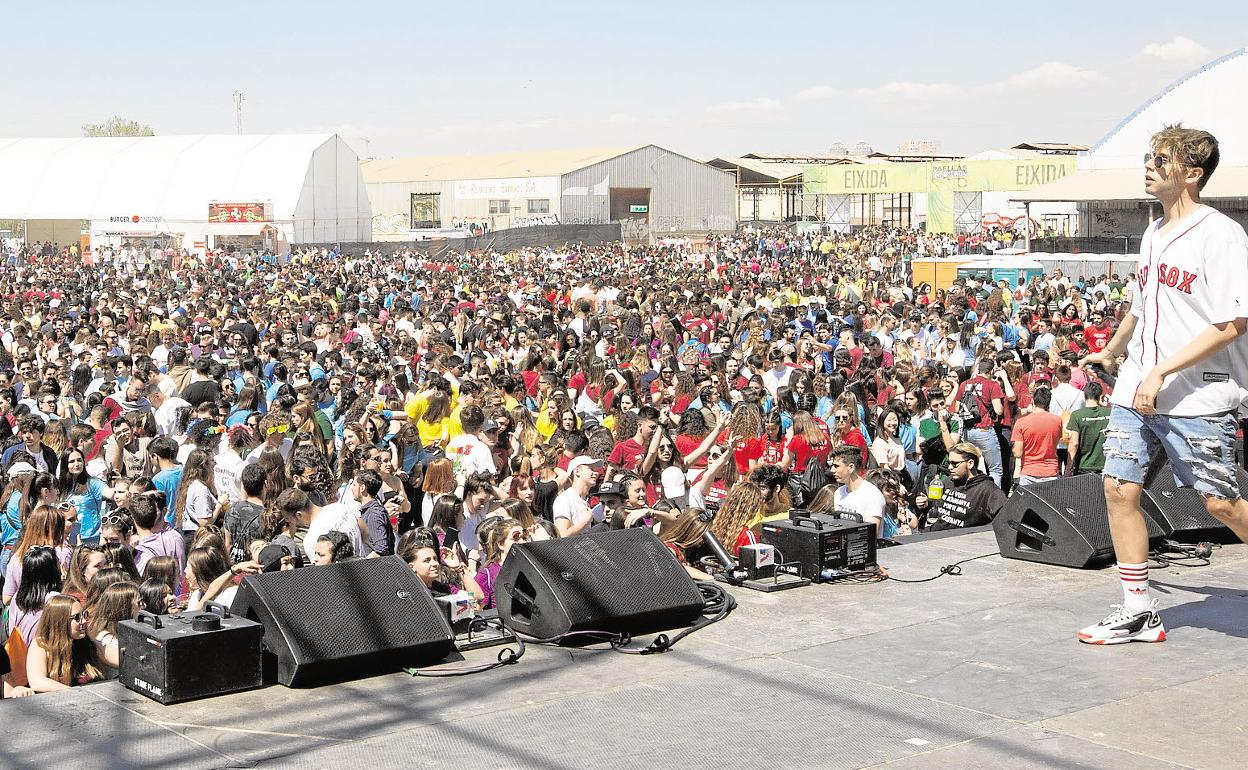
[
  {"xmin": 257, "ymin": 543, "xmax": 297, "ymax": 572},
  {"xmin": 553, "ymin": 456, "xmax": 603, "ymax": 537}
]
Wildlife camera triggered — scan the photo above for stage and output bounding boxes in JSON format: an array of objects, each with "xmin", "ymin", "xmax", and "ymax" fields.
[{"xmin": 4, "ymin": 529, "xmax": 1246, "ymax": 770}]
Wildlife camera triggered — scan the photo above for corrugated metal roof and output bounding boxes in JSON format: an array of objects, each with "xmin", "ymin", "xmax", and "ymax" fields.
[
  {"xmin": 1011, "ymin": 166, "xmax": 1248, "ymax": 202},
  {"xmin": 867, "ymin": 150, "xmax": 965, "ymax": 161},
  {"xmin": 1012, "ymin": 142, "xmax": 1091, "ymax": 152},
  {"xmin": 360, "ymin": 145, "xmax": 647, "ymax": 183},
  {"xmin": 706, "ymin": 157, "xmax": 806, "ymax": 182},
  {"xmin": 741, "ymin": 152, "xmax": 862, "ymax": 164}
]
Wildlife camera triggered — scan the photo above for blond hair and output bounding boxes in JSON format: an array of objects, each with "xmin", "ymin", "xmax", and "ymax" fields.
[
  {"xmin": 949, "ymin": 442, "xmax": 982, "ymax": 464},
  {"xmin": 1151, "ymin": 123, "xmax": 1219, "ymax": 191}
]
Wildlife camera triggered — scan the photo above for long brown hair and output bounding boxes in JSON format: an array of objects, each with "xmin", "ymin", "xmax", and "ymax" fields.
[
  {"xmin": 257, "ymin": 450, "xmax": 291, "ymax": 508},
  {"xmin": 421, "ymin": 458, "xmax": 455, "ymax": 496},
  {"xmin": 708, "ymin": 480, "xmax": 766, "ymax": 546},
  {"xmin": 142, "ymin": 555, "xmax": 180, "ymax": 594},
  {"xmin": 10, "ymin": 504, "xmax": 66, "ymax": 562},
  {"xmin": 36, "ymin": 594, "xmax": 103, "ymax": 686},
  {"xmin": 421, "ymin": 391, "xmax": 451, "ymax": 424},
  {"xmin": 64, "ymin": 544, "xmax": 104, "ymax": 598},
  {"xmin": 173, "ymin": 449, "xmax": 217, "ymax": 530},
  {"xmin": 476, "ymin": 516, "xmax": 522, "ymax": 567},
  {"xmin": 186, "ymin": 547, "xmax": 231, "ymax": 592},
  {"xmin": 498, "ymin": 497, "xmax": 537, "ymax": 532},
  {"xmin": 792, "ymin": 411, "xmax": 828, "ymax": 448},
  {"xmin": 660, "ymin": 508, "xmax": 709, "ymax": 551},
  {"xmin": 87, "ymin": 581, "xmax": 140, "ymax": 639}
]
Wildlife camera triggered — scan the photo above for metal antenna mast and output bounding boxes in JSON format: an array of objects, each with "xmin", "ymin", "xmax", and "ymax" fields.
[{"xmin": 233, "ymin": 91, "xmax": 244, "ymax": 134}]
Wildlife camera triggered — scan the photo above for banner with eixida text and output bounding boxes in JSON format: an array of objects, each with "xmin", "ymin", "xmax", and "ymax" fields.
[{"xmin": 803, "ymin": 157, "xmax": 1076, "ymax": 234}]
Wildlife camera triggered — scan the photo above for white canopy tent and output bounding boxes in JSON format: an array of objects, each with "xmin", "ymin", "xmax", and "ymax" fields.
[{"xmin": 0, "ymin": 133, "xmax": 372, "ymax": 250}]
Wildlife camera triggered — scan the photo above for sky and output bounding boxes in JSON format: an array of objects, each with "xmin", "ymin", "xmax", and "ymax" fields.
[{"xmin": 3, "ymin": 1, "xmax": 1246, "ymax": 161}]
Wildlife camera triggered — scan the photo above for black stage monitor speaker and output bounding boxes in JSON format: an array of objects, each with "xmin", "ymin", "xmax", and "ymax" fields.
[
  {"xmin": 496, "ymin": 528, "xmax": 705, "ymax": 641},
  {"xmin": 232, "ymin": 556, "xmax": 455, "ymax": 686},
  {"xmin": 1143, "ymin": 465, "xmax": 1242, "ymax": 543},
  {"xmin": 994, "ymin": 474, "xmax": 1166, "ymax": 568}
]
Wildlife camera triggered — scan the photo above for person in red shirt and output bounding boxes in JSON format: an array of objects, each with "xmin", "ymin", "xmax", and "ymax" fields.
[
  {"xmin": 608, "ymin": 406, "xmax": 658, "ymax": 472},
  {"xmin": 740, "ymin": 415, "xmax": 787, "ymax": 473},
  {"xmin": 783, "ymin": 411, "xmax": 832, "ymax": 473},
  {"xmin": 953, "ymin": 359, "xmax": 1007, "ymax": 487},
  {"xmin": 1084, "ymin": 310, "xmax": 1112, "ymax": 354},
  {"xmin": 1012, "ymin": 387, "xmax": 1062, "ymax": 488}
]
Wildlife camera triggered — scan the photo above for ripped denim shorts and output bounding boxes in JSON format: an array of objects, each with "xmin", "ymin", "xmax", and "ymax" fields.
[{"xmin": 1102, "ymin": 406, "xmax": 1241, "ymax": 499}]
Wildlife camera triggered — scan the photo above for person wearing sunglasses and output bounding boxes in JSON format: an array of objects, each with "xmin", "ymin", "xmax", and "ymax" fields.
[
  {"xmin": 25, "ymin": 594, "xmax": 103, "ymax": 693},
  {"xmin": 1077, "ymin": 125, "xmax": 1248, "ymax": 645},
  {"xmin": 246, "ymin": 410, "xmax": 295, "ymax": 464},
  {"xmin": 926, "ymin": 443, "xmax": 1006, "ymax": 533}
]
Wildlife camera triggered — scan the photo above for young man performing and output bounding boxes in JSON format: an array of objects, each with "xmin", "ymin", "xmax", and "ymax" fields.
[{"xmin": 1079, "ymin": 124, "xmax": 1248, "ymax": 644}]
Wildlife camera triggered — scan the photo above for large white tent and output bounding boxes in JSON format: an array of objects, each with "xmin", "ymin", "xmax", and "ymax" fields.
[
  {"xmin": 0, "ymin": 133, "xmax": 372, "ymax": 250},
  {"xmin": 1014, "ymin": 47, "xmax": 1248, "ymax": 239}
]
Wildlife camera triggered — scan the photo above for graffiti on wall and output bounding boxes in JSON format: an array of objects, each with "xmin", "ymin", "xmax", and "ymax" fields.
[
  {"xmin": 512, "ymin": 214, "xmax": 561, "ymax": 228},
  {"xmin": 371, "ymin": 213, "xmax": 409, "ymax": 235}
]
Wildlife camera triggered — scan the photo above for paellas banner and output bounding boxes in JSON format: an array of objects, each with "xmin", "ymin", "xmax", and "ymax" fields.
[
  {"xmin": 208, "ymin": 202, "xmax": 270, "ymax": 223},
  {"xmin": 803, "ymin": 157, "xmax": 1076, "ymax": 195}
]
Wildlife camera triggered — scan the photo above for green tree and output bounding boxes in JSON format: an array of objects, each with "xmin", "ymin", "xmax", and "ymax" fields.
[{"xmin": 81, "ymin": 116, "xmax": 155, "ymax": 137}]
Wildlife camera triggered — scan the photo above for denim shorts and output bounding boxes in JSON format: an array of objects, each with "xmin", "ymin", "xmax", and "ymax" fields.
[{"xmin": 1102, "ymin": 406, "xmax": 1241, "ymax": 499}]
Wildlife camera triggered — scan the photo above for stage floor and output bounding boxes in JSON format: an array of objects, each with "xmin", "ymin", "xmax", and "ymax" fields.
[{"xmin": 4, "ymin": 530, "xmax": 1246, "ymax": 770}]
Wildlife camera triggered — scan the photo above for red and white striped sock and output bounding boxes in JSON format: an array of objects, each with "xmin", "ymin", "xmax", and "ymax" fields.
[{"xmin": 1118, "ymin": 561, "xmax": 1151, "ymax": 614}]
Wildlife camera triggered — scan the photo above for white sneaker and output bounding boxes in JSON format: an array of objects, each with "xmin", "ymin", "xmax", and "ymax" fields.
[{"xmin": 1077, "ymin": 601, "xmax": 1166, "ymax": 645}]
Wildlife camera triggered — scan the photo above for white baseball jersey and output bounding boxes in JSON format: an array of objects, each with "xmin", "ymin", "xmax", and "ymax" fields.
[{"xmin": 1110, "ymin": 206, "xmax": 1248, "ymax": 416}]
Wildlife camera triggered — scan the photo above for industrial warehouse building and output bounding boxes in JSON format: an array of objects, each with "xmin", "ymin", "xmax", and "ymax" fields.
[
  {"xmin": 0, "ymin": 134, "xmax": 372, "ymax": 253},
  {"xmin": 361, "ymin": 144, "xmax": 735, "ymax": 242}
]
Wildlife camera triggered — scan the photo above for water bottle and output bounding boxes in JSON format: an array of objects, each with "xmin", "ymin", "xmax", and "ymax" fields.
[{"xmin": 927, "ymin": 474, "xmax": 945, "ymax": 502}]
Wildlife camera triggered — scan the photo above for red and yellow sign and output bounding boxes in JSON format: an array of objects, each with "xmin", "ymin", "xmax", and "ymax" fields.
[{"xmin": 208, "ymin": 202, "xmax": 270, "ymax": 223}]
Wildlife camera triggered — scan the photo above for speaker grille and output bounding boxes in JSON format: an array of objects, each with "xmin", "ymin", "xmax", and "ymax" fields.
[
  {"xmin": 234, "ymin": 556, "xmax": 453, "ymax": 685},
  {"xmin": 1025, "ymin": 474, "xmax": 1115, "ymax": 544},
  {"xmin": 996, "ymin": 474, "xmax": 1167, "ymax": 568},
  {"xmin": 499, "ymin": 529, "xmax": 704, "ymax": 638},
  {"xmin": 1144, "ymin": 465, "xmax": 1242, "ymax": 540}
]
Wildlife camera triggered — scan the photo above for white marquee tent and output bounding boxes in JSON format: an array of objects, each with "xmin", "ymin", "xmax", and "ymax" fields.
[{"xmin": 0, "ymin": 133, "xmax": 372, "ymax": 250}]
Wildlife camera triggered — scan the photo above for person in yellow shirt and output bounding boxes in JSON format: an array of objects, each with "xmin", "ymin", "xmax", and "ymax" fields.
[{"xmin": 445, "ymin": 380, "xmax": 481, "ymax": 440}]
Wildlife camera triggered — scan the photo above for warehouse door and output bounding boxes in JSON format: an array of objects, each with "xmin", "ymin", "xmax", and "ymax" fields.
[{"xmin": 610, "ymin": 188, "xmax": 651, "ymax": 243}]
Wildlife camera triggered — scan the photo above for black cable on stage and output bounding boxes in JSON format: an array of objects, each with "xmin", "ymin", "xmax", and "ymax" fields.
[
  {"xmin": 1149, "ymin": 540, "xmax": 1217, "ymax": 569},
  {"xmin": 405, "ymin": 619, "xmax": 526, "ymax": 677},
  {"xmin": 882, "ymin": 551, "xmax": 1000, "ymax": 583},
  {"xmin": 509, "ymin": 580, "xmax": 738, "ymax": 655},
  {"xmin": 610, "ymin": 581, "xmax": 737, "ymax": 655}
]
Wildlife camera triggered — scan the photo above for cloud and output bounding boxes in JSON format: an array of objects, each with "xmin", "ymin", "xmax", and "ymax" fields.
[
  {"xmin": 854, "ymin": 81, "xmax": 961, "ymax": 99},
  {"xmin": 993, "ymin": 61, "xmax": 1107, "ymax": 90},
  {"xmin": 1140, "ymin": 36, "xmax": 1211, "ymax": 64},
  {"xmin": 797, "ymin": 85, "xmax": 841, "ymax": 101},
  {"xmin": 706, "ymin": 97, "xmax": 781, "ymax": 114}
]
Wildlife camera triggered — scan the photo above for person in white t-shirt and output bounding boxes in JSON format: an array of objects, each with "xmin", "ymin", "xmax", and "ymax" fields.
[
  {"xmin": 1047, "ymin": 364, "xmax": 1085, "ymax": 470},
  {"xmin": 552, "ymin": 456, "xmax": 603, "ymax": 537},
  {"xmin": 829, "ymin": 445, "xmax": 888, "ymax": 537},
  {"xmin": 1079, "ymin": 124, "xmax": 1248, "ymax": 645},
  {"xmin": 274, "ymin": 487, "xmax": 366, "ymax": 564},
  {"xmin": 146, "ymin": 380, "xmax": 191, "ymax": 437},
  {"xmin": 445, "ymin": 406, "xmax": 498, "ymax": 488}
]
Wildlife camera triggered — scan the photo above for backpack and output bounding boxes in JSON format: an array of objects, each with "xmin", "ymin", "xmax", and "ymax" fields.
[
  {"xmin": 957, "ymin": 387, "xmax": 984, "ymax": 427},
  {"xmin": 797, "ymin": 459, "xmax": 832, "ymax": 508},
  {"xmin": 227, "ymin": 502, "xmax": 264, "ymax": 564}
]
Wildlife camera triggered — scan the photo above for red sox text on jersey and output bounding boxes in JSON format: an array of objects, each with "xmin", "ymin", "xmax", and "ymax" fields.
[{"xmin": 1138, "ymin": 264, "xmax": 1197, "ymax": 295}]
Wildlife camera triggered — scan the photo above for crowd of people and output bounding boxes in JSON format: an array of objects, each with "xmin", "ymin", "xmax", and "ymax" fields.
[{"xmin": 1, "ymin": 223, "xmax": 1125, "ymax": 696}]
